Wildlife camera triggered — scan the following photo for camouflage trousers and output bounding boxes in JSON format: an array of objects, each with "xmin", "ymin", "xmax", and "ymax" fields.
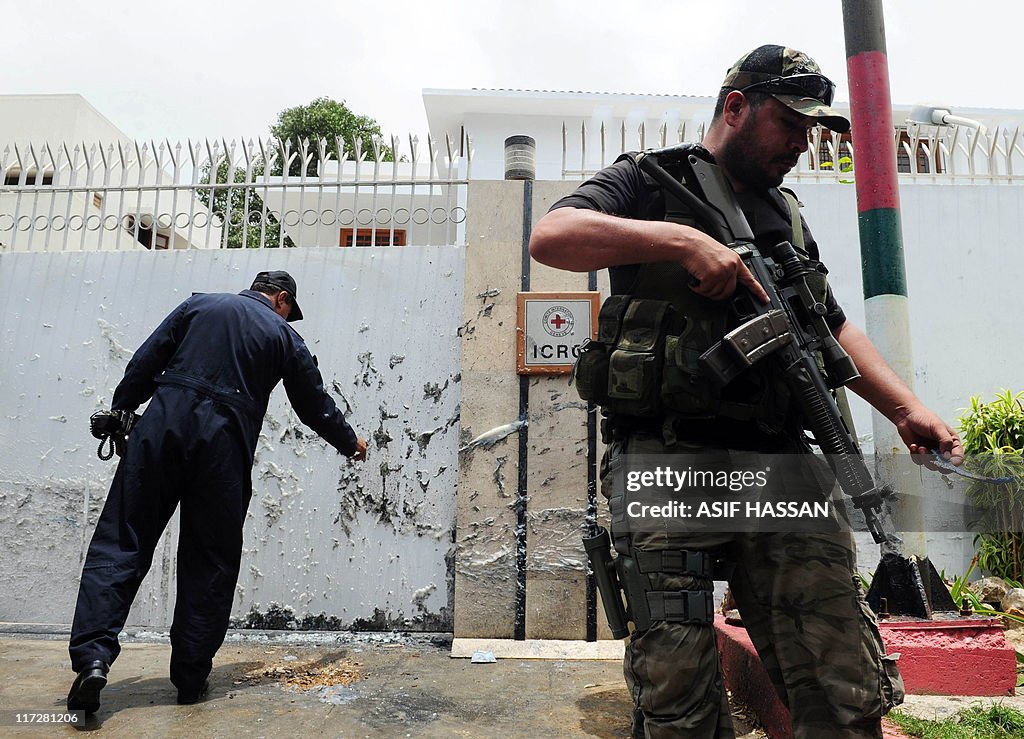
[{"xmin": 602, "ymin": 433, "xmax": 904, "ymax": 739}]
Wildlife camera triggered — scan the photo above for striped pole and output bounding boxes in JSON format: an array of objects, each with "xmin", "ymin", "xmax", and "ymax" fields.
[{"xmin": 842, "ymin": 0, "xmax": 925, "ymax": 556}]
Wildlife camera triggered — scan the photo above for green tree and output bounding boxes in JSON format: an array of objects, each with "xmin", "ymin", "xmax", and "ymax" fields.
[
  {"xmin": 196, "ymin": 159, "xmax": 295, "ymax": 249},
  {"xmin": 271, "ymin": 97, "xmax": 393, "ymax": 177},
  {"xmin": 195, "ymin": 98, "xmax": 391, "ymax": 247}
]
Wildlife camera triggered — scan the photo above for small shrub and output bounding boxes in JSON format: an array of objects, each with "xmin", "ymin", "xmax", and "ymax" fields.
[{"xmin": 959, "ymin": 391, "xmax": 1024, "ymax": 582}]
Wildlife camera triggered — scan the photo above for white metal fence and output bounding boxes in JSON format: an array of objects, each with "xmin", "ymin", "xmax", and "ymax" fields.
[
  {"xmin": 560, "ymin": 121, "xmax": 1024, "ymax": 183},
  {"xmin": 0, "ymin": 133, "xmax": 472, "ymax": 252}
]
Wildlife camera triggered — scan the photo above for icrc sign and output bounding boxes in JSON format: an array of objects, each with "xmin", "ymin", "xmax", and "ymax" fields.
[{"xmin": 516, "ymin": 292, "xmax": 600, "ymax": 375}]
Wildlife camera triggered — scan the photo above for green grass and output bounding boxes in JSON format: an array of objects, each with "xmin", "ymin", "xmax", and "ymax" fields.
[{"xmin": 888, "ymin": 704, "xmax": 1024, "ymax": 738}]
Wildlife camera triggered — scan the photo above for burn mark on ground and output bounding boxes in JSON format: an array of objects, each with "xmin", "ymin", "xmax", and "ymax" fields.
[
  {"xmin": 235, "ymin": 651, "xmax": 361, "ymax": 690},
  {"xmin": 358, "ymin": 690, "xmax": 456, "ymax": 727},
  {"xmin": 577, "ymin": 689, "xmax": 634, "ymax": 739},
  {"xmin": 229, "ymin": 602, "xmax": 453, "ymax": 632},
  {"xmin": 348, "ymin": 606, "xmax": 452, "ymax": 633}
]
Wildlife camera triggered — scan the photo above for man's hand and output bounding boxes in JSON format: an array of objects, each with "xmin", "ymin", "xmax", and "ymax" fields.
[
  {"xmin": 681, "ymin": 231, "xmax": 770, "ymax": 304},
  {"xmin": 892, "ymin": 407, "xmax": 964, "ymax": 468},
  {"xmin": 530, "ymin": 209, "xmax": 768, "ymax": 305},
  {"xmin": 351, "ymin": 437, "xmax": 368, "ymax": 462}
]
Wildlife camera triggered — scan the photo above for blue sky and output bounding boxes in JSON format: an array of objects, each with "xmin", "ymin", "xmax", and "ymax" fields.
[{"xmin": 8, "ymin": 0, "xmax": 1024, "ymax": 142}]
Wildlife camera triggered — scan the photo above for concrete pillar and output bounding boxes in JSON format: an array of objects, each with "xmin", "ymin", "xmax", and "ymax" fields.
[
  {"xmin": 455, "ymin": 179, "xmax": 527, "ymax": 638},
  {"xmin": 455, "ymin": 178, "xmax": 603, "ymax": 640},
  {"xmin": 523, "ymin": 181, "xmax": 592, "ymax": 640}
]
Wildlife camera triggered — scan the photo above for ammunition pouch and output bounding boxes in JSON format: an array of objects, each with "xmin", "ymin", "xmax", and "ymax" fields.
[
  {"xmin": 573, "ymin": 291, "xmax": 790, "ymax": 434},
  {"xmin": 576, "ymin": 295, "xmax": 671, "ymax": 417},
  {"xmin": 574, "ymin": 295, "xmax": 720, "ymax": 417}
]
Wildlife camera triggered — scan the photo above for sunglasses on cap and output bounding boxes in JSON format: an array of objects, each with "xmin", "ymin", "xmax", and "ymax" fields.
[{"xmin": 738, "ymin": 72, "xmax": 836, "ymax": 106}]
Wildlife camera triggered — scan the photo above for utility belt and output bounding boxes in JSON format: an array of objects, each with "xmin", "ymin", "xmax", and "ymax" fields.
[
  {"xmin": 573, "ymin": 294, "xmax": 792, "ymax": 436},
  {"xmin": 155, "ymin": 372, "xmax": 263, "ymax": 417}
]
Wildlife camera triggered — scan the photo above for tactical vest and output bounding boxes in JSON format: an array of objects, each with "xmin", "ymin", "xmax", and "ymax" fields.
[{"xmin": 572, "ymin": 146, "xmax": 831, "ymax": 440}]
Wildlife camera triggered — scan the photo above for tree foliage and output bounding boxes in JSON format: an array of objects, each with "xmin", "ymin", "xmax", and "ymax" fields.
[
  {"xmin": 196, "ymin": 159, "xmax": 295, "ymax": 249},
  {"xmin": 271, "ymin": 97, "xmax": 393, "ymax": 176},
  {"xmin": 195, "ymin": 97, "xmax": 390, "ymax": 247}
]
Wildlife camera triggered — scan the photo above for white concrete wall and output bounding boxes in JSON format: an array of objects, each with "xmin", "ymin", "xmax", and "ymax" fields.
[
  {"xmin": 0, "ymin": 246, "xmax": 463, "ymax": 629},
  {"xmin": 2, "ymin": 176, "xmax": 1020, "ymax": 635},
  {"xmin": 787, "ymin": 181, "xmax": 1024, "ymax": 575},
  {"xmin": 795, "ymin": 182, "xmax": 1024, "ymax": 442}
]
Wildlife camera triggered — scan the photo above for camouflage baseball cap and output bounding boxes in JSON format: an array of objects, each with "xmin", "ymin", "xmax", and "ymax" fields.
[{"xmin": 722, "ymin": 44, "xmax": 850, "ymax": 133}]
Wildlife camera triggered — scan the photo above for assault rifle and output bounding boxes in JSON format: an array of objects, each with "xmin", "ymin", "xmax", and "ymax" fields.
[{"xmin": 635, "ymin": 148, "xmax": 894, "ymax": 543}]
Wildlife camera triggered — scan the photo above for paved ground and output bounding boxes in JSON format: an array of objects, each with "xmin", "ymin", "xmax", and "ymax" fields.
[
  {"xmin": 6, "ymin": 626, "xmax": 1022, "ymax": 738},
  {"xmin": 0, "ymin": 628, "xmax": 764, "ymax": 738}
]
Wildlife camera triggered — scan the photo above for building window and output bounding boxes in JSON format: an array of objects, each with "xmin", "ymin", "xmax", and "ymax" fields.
[
  {"xmin": 125, "ymin": 215, "xmax": 169, "ymax": 249},
  {"xmin": 340, "ymin": 228, "xmax": 406, "ymax": 247},
  {"xmin": 815, "ymin": 131, "xmax": 853, "ymax": 173},
  {"xmin": 4, "ymin": 169, "xmax": 53, "ymax": 186},
  {"xmin": 896, "ymin": 129, "xmax": 943, "ymax": 174}
]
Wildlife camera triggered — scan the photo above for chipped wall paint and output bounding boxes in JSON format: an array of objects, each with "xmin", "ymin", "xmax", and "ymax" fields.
[
  {"xmin": 0, "ymin": 246, "xmax": 463, "ymax": 630},
  {"xmin": 5, "ymin": 180, "xmax": 1022, "ymax": 639}
]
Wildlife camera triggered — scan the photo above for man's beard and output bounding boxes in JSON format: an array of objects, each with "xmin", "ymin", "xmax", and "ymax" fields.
[{"xmin": 717, "ymin": 115, "xmax": 795, "ymax": 191}]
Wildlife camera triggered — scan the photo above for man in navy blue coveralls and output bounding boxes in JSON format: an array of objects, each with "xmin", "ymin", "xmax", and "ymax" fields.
[{"xmin": 67, "ymin": 270, "xmax": 367, "ymax": 713}]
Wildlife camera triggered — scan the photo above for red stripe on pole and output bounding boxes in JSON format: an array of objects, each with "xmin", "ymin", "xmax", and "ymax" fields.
[{"xmin": 847, "ymin": 50, "xmax": 901, "ymax": 213}]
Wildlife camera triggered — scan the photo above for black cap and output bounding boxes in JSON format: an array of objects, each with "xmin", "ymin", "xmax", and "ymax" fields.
[{"xmin": 252, "ymin": 270, "xmax": 303, "ymax": 322}]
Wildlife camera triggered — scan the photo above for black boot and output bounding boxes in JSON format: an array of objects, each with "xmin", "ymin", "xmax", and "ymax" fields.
[
  {"xmin": 176, "ymin": 680, "xmax": 210, "ymax": 705},
  {"xmin": 67, "ymin": 660, "xmax": 108, "ymax": 715},
  {"xmin": 631, "ymin": 704, "xmax": 646, "ymax": 739}
]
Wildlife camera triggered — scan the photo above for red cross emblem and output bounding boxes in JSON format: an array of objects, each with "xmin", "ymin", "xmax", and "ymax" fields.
[{"xmin": 541, "ymin": 305, "xmax": 574, "ymax": 337}]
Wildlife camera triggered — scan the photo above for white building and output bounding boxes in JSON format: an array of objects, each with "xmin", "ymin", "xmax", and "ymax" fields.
[
  {"xmin": 0, "ymin": 94, "xmax": 222, "ymax": 251},
  {"xmin": 424, "ymin": 87, "xmax": 1023, "ymax": 182}
]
